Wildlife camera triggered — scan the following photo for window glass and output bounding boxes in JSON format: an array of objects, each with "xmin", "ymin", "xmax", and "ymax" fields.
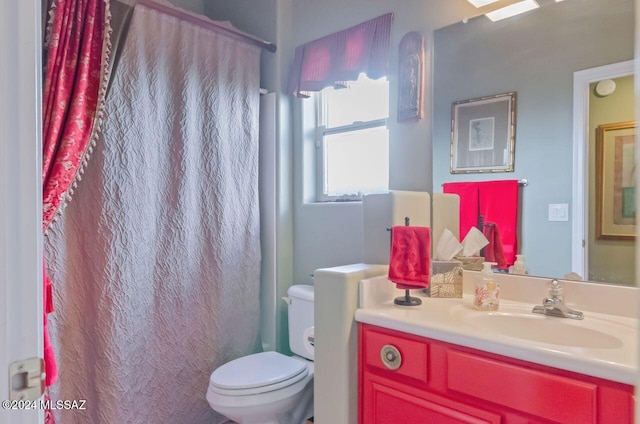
[
  {"xmin": 316, "ymin": 73, "xmax": 389, "ymax": 201},
  {"xmin": 323, "ymin": 126, "xmax": 389, "ymax": 197},
  {"xmin": 323, "ymin": 74, "xmax": 389, "ymax": 128}
]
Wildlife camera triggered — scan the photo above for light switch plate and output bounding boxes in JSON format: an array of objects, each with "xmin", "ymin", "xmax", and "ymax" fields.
[{"xmin": 548, "ymin": 203, "xmax": 569, "ymax": 221}]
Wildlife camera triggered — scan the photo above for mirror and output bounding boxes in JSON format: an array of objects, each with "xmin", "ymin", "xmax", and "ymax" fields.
[{"xmin": 433, "ymin": 0, "xmax": 635, "ymax": 285}]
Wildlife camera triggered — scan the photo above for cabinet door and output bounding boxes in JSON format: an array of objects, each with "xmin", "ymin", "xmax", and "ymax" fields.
[{"xmin": 362, "ymin": 375, "xmax": 502, "ymax": 424}]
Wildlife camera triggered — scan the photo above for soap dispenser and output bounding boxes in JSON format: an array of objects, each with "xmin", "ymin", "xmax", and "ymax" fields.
[
  {"xmin": 474, "ymin": 262, "xmax": 499, "ymax": 311},
  {"xmin": 510, "ymin": 254, "xmax": 527, "ymax": 275}
]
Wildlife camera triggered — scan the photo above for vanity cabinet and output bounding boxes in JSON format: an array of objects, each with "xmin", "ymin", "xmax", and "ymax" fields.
[{"xmin": 359, "ymin": 324, "xmax": 634, "ymax": 424}]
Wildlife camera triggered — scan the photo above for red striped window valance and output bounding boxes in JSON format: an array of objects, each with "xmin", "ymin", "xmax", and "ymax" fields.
[{"xmin": 287, "ymin": 13, "xmax": 393, "ymax": 98}]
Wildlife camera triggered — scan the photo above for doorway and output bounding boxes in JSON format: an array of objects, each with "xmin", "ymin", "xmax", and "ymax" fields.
[{"xmin": 572, "ymin": 60, "xmax": 635, "ymax": 283}]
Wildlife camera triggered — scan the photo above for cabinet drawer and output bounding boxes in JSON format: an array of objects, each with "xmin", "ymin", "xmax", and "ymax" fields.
[
  {"xmin": 363, "ymin": 376, "xmax": 502, "ymax": 424},
  {"xmin": 362, "ymin": 328, "xmax": 428, "ymax": 384},
  {"xmin": 447, "ymin": 350, "xmax": 597, "ymax": 424}
]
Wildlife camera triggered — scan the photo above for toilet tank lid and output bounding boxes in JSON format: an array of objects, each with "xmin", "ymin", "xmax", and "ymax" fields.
[{"xmin": 287, "ymin": 284, "xmax": 314, "ymax": 301}]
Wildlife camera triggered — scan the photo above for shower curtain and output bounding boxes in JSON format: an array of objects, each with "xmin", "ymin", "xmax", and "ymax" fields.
[{"xmin": 45, "ymin": 3, "xmax": 262, "ymax": 423}]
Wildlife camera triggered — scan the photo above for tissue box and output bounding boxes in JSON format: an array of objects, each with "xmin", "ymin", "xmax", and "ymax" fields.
[
  {"xmin": 429, "ymin": 260, "xmax": 463, "ymax": 298},
  {"xmin": 454, "ymin": 256, "xmax": 484, "ymax": 271}
]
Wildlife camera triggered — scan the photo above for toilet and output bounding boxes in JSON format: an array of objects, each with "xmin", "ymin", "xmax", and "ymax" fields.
[{"xmin": 206, "ymin": 285, "xmax": 315, "ymax": 424}]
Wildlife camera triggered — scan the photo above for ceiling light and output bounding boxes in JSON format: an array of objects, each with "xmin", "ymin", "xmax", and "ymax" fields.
[
  {"xmin": 485, "ymin": 0, "xmax": 539, "ymax": 21},
  {"xmin": 466, "ymin": 0, "xmax": 500, "ymax": 7}
]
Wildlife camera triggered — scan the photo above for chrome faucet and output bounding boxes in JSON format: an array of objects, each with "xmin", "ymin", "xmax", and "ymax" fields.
[{"xmin": 532, "ymin": 279, "xmax": 584, "ymax": 320}]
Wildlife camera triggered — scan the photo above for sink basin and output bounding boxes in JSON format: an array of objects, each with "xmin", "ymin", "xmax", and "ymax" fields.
[
  {"xmin": 453, "ymin": 306, "xmax": 626, "ymax": 349},
  {"xmin": 467, "ymin": 313, "xmax": 622, "ymax": 348}
]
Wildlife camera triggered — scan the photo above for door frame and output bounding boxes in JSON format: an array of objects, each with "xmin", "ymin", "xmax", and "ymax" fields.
[
  {"xmin": 571, "ymin": 60, "xmax": 634, "ymax": 278},
  {"xmin": 0, "ymin": 0, "xmax": 44, "ymax": 423}
]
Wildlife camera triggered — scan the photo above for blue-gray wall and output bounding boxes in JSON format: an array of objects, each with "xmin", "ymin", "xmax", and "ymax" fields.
[
  {"xmin": 290, "ymin": 0, "xmax": 481, "ymax": 286},
  {"xmin": 167, "ymin": 0, "xmax": 203, "ymax": 13},
  {"xmin": 204, "ymin": 0, "xmax": 482, "ymax": 352},
  {"xmin": 433, "ymin": 0, "xmax": 634, "ymax": 279}
]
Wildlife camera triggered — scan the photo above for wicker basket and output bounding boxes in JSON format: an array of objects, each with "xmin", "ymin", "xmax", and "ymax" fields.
[{"xmin": 429, "ymin": 260, "xmax": 463, "ymax": 298}]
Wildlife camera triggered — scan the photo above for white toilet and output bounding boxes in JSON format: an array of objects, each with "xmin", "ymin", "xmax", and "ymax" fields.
[{"xmin": 206, "ymin": 285, "xmax": 315, "ymax": 424}]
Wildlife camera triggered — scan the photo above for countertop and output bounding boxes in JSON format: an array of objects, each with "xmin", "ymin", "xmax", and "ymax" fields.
[{"xmin": 355, "ymin": 291, "xmax": 637, "ymax": 385}]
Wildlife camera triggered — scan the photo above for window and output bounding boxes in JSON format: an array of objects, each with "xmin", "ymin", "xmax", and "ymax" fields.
[{"xmin": 316, "ymin": 74, "xmax": 389, "ymax": 202}]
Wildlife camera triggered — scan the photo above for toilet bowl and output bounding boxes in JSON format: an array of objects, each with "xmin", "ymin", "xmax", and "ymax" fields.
[
  {"xmin": 206, "ymin": 285, "xmax": 315, "ymax": 424},
  {"xmin": 206, "ymin": 352, "xmax": 314, "ymax": 424}
]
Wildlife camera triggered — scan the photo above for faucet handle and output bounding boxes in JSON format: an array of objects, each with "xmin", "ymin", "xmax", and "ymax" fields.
[
  {"xmin": 548, "ymin": 279, "xmax": 563, "ymax": 297},
  {"xmin": 542, "ymin": 297, "xmax": 555, "ymax": 309}
]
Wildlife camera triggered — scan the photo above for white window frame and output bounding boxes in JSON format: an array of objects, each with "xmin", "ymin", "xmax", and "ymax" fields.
[{"xmin": 314, "ymin": 89, "xmax": 389, "ymax": 202}]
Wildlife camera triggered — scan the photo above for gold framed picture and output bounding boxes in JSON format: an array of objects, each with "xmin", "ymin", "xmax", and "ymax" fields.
[{"xmin": 596, "ymin": 121, "xmax": 636, "ymax": 240}]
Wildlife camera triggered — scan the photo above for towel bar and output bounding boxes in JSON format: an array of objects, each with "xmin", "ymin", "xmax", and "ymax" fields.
[{"xmin": 441, "ymin": 178, "xmax": 528, "ymax": 187}]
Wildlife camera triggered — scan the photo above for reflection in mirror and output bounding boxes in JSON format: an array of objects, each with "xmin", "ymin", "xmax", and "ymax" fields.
[
  {"xmin": 433, "ymin": 0, "xmax": 635, "ymax": 285},
  {"xmin": 587, "ymin": 73, "xmax": 635, "ymax": 285}
]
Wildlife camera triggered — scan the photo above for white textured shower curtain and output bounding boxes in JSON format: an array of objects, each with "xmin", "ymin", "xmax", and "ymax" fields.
[{"xmin": 45, "ymin": 4, "xmax": 261, "ymax": 423}]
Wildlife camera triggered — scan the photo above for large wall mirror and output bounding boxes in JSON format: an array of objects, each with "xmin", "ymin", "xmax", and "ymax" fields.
[{"xmin": 433, "ymin": 0, "xmax": 635, "ymax": 285}]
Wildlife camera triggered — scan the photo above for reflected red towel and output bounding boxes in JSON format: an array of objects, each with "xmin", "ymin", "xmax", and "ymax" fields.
[
  {"xmin": 442, "ymin": 182, "xmax": 479, "ymax": 241},
  {"xmin": 388, "ymin": 226, "xmax": 431, "ymax": 290},
  {"xmin": 444, "ymin": 180, "xmax": 519, "ymax": 267},
  {"xmin": 479, "ymin": 180, "xmax": 518, "ymax": 266},
  {"xmin": 482, "ymin": 222, "xmax": 507, "ymax": 269}
]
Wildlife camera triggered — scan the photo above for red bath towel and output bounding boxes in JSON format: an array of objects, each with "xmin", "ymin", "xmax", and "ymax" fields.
[
  {"xmin": 443, "ymin": 179, "xmax": 519, "ymax": 267},
  {"xmin": 479, "ymin": 180, "xmax": 518, "ymax": 266},
  {"xmin": 442, "ymin": 182, "xmax": 480, "ymax": 241},
  {"xmin": 388, "ymin": 226, "xmax": 431, "ymax": 290}
]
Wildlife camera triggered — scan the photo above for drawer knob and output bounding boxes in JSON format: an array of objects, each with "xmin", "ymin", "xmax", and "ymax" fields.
[{"xmin": 380, "ymin": 344, "xmax": 402, "ymax": 370}]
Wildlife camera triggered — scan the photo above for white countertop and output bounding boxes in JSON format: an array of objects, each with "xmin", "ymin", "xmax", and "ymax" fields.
[{"xmin": 355, "ymin": 287, "xmax": 638, "ymax": 385}]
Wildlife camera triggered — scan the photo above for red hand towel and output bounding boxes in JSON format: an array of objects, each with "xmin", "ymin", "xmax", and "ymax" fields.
[
  {"xmin": 442, "ymin": 182, "xmax": 479, "ymax": 241},
  {"xmin": 482, "ymin": 222, "xmax": 507, "ymax": 269},
  {"xmin": 388, "ymin": 226, "xmax": 431, "ymax": 290},
  {"xmin": 479, "ymin": 180, "xmax": 518, "ymax": 266}
]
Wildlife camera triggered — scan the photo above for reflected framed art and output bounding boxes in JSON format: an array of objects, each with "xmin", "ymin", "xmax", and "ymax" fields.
[
  {"xmin": 450, "ymin": 92, "xmax": 516, "ymax": 174},
  {"xmin": 596, "ymin": 121, "xmax": 636, "ymax": 240}
]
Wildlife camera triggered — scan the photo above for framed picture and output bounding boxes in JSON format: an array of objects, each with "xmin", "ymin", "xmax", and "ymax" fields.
[
  {"xmin": 596, "ymin": 121, "xmax": 636, "ymax": 240},
  {"xmin": 450, "ymin": 92, "xmax": 516, "ymax": 174}
]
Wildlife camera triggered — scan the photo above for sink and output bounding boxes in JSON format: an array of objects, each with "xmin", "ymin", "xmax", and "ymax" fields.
[
  {"xmin": 453, "ymin": 306, "xmax": 626, "ymax": 349},
  {"xmin": 356, "ymin": 279, "xmax": 638, "ymax": 384}
]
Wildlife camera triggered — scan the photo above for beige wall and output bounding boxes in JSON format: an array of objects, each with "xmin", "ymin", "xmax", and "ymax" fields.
[{"xmin": 589, "ymin": 75, "xmax": 636, "ymax": 285}]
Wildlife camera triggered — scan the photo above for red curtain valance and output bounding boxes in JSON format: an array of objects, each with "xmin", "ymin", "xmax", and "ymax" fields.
[{"xmin": 287, "ymin": 13, "xmax": 393, "ymax": 98}]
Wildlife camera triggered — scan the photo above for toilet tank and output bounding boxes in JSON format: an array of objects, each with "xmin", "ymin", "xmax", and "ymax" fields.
[{"xmin": 287, "ymin": 285, "xmax": 314, "ymax": 360}]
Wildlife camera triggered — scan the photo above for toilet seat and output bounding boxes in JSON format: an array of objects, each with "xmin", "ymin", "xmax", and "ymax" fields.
[{"xmin": 209, "ymin": 351, "xmax": 309, "ymax": 396}]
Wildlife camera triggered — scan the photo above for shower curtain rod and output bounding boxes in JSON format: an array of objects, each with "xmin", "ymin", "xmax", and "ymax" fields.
[{"xmin": 137, "ymin": 0, "xmax": 277, "ymax": 53}]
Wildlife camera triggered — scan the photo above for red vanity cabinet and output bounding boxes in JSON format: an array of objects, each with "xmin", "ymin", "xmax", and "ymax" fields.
[{"xmin": 359, "ymin": 323, "xmax": 634, "ymax": 424}]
